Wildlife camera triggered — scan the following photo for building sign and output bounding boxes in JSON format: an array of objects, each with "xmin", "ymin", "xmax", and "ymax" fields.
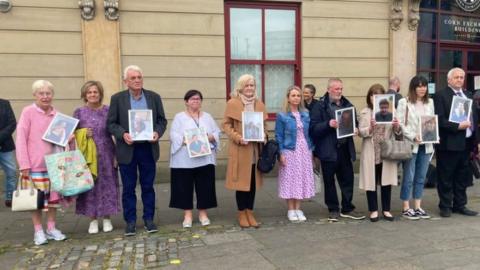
[
  {"xmin": 455, "ymin": 0, "xmax": 480, "ymax": 12},
  {"xmin": 441, "ymin": 14, "xmax": 480, "ymax": 43}
]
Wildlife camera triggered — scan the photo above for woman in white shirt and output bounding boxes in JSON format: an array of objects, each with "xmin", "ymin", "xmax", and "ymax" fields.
[
  {"xmin": 169, "ymin": 89, "xmax": 221, "ymax": 228},
  {"xmin": 397, "ymin": 76, "xmax": 435, "ymax": 220}
]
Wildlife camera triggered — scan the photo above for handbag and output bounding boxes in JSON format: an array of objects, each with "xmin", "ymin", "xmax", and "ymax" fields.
[
  {"xmin": 45, "ymin": 144, "xmax": 94, "ymax": 196},
  {"xmin": 380, "ymin": 104, "xmax": 413, "ymax": 161},
  {"xmin": 11, "ymin": 174, "xmax": 45, "ymax": 212},
  {"xmin": 257, "ymin": 138, "xmax": 279, "ymax": 173}
]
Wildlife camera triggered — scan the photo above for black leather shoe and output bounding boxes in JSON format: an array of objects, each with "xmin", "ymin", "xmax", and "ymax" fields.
[
  {"xmin": 453, "ymin": 207, "xmax": 478, "ymax": 216},
  {"xmin": 439, "ymin": 208, "xmax": 451, "ymax": 217},
  {"xmin": 369, "ymin": 216, "xmax": 379, "ymax": 222},
  {"xmin": 382, "ymin": 212, "xmax": 395, "ymax": 222}
]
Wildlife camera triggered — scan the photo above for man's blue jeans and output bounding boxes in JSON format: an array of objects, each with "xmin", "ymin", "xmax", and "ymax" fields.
[
  {"xmin": 0, "ymin": 150, "xmax": 17, "ymax": 201},
  {"xmin": 400, "ymin": 145, "xmax": 431, "ymax": 201}
]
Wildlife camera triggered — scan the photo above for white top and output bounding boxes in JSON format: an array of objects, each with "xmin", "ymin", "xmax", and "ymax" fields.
[{"xmin": 169, "ymin": 111, "xmax": 221, "ymax": 168}]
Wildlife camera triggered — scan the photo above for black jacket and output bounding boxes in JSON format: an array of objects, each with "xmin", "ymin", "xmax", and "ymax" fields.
[
  {"xmin": 0, "ymin": 99, "xmax": 16, "ymax": 152},
  {"xmin": 309, "ymin": 93, "xmax": 356, "ymax": 162}
]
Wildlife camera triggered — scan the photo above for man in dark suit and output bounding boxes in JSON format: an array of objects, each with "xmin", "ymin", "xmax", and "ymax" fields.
[
  {"xmin": 0, "ymin": 99, "xmax": 16, "ymax": 208},
  {"xmin": 107, "ymin": 65, "xmax": 168, "ymax": 235},
  {"xmin": 434, "ymin": 67, "xmax": 478, "ymax": 217}
]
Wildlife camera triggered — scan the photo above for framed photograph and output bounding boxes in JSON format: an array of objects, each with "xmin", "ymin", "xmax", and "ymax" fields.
[
  {"xmin": 335, "ymin": 107, "xmax": 356, "ymax": 139},
  {"xmin": 128, "ymin": 109, "xmax": 154, "ymax": 141},
  {"xmin": 373, "ymin": 94, "xmax": 395, "ymax": 124},
  {"xmin": 42, "ymin": 113, "xmax": 79, "ymax": 147},
  {"xmin": 242, "ymin": 111, "xmax": 264, "ymax": 142},
  {"xmin": 419, "ymin": 115, "xmax": 439, "ymax": 144},
  {"xmin": 448, "ymin": 95, "xmax": 472, "ymax": 124},
  {"xmin": 475, "ymin": 75, "xmax": 480, "ymax": 91},
  {"xmin": 184, "ymin": 127, "xmax": 212, "ymax": 158}
]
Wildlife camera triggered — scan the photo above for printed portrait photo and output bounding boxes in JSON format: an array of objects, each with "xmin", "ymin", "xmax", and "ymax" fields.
[
  {"xmin": 42, "ymin": 113, "xmax": 79, "ymax": 147},
  {"xmin": 373, "ymin": 94, "xmax": 395, "ymax": 124},
  {"xmin": 449, "ymin": 96, "xmax": 472, "ymax": 124},
  {"xmin": 336, "ymin": 107, "xmax": 356, "ymax": 139},
  {"xmin": 184, "ymin": 127, "xmax": 212, "ymax": 158},
  {"xmin": 420, "ymin": 115, "xmax": 439, "ymax": 144},
  {"xmin": 242, "ymin": 111, "xmax": 264, "ymax": 142},
  {"xmin": 129, "ymin": 109, "xmax": 154, "ymax": 141}
]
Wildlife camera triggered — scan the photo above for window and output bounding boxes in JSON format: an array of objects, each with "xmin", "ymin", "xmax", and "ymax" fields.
[{"xmin": 225, "ymin": 1, "xmax": 301, "ymax": 116}]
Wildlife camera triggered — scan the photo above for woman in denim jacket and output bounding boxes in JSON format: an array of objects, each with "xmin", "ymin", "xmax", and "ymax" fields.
[{"xmin": 275, "ymin": 86, "xmax": 315, "ymax": 222}]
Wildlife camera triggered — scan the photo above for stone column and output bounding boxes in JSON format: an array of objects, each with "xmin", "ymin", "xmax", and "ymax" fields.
[{"xmin": 81, "ymin": 0, "xmax": 121, "ymax": 102}]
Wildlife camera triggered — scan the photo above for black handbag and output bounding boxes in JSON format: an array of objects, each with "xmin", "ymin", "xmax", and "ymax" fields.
[{"xmin": 257, "ymin": 139, "xmax": 279, "ymax": 173}]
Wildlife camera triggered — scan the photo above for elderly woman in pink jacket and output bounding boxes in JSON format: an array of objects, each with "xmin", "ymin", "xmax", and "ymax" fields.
[{"xmin": 16, "ymin": 80, "xmax": 67, "ymax": 245}]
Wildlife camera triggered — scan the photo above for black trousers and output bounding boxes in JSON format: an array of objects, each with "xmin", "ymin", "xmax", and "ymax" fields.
[
  {"xmin": 169, "ymin": 164, "xmax": 217, "ymax": 210},
  {"xmin": 236, "ymin": 165, "xmax": 256, "ymax": 211},
  {"xmin": 366, "ymin": 164, "xmax": 392, "ymax": 212},
  {"xmin": 320, "ymin": 144, "xmax": 355, "ymax": 213},
  {"xmin": 436, "ymin": 148, "xmax": 470, "ymax": 211}
]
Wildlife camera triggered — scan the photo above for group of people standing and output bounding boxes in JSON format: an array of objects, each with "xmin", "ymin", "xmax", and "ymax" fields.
[{"xmin": 0, "ymin": 66, "xmax": 477, "ymax": 246}]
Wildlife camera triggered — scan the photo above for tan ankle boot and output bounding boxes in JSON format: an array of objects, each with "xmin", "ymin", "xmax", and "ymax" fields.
[
  {"xmin": 238, "ymin": 210, "xmax": 250, "ymax": 228},
  {"xmin": 246, "ymin": 209, "xmax": 259, "ymax": 228}
]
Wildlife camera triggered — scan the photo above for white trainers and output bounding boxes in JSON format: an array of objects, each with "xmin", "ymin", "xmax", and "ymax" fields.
[
  {"xmin": 88, "ymin": 220, "xmax": 99, "ymax": 234},
  {"xmin": 287, "ymin": 210, "xmax": 299, "ymax": 222},
  {"xmin": 34, "ymin": 230, "xmax": 48, "ymax": 246},
  {"xmin": 103, "ymin": 219, "xmax": 113, "ymax": 232},
  {"xmin": 296, "ymin": 210, "xmax": 307, "ymax": 222},
  {"xmin": 45, "ymin": 228, "xmax": 66, "ymax": 241}
]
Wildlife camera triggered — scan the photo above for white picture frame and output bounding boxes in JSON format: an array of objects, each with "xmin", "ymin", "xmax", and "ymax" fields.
[
  {"xmin": 448, "ymin": 95, "xmax": 472, "ymax": 124},
  {"xmin": 419, "ymin": 115, "xmax": 439, "ymax": 144},
  {"xmin": 242, "ymin": 111, "xmax": 264, "ymax": 142},
  {"xmin": 128, "ymin": 109, "xmax": 154, "ymax": 141},
  {"xmin": 184, "ymin": 127, "xmax": 212, "ymax": 158},
  {"xmin": 373, "ymin": 94, "xmax": 395, "ymax": 124},
  {"xmin": 42, "ymin": 113, "xmax": 79, "ymax": 147},
  {"xmin": 335, "ymin": 107, "xmax": 356, "ymax": 139}
]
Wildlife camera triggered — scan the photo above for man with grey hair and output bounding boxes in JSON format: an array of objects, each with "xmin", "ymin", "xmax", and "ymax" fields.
[
  {"xmin": 434, "ymin": 67, "xmax": 478, "ymax": 218},
  {"xmin": 387, "ymin": 76, "xmax": 402, "ymax": 108},
  {"xmin": 107, "ymin": 65, "xmax": 167, "ymax": 235}
]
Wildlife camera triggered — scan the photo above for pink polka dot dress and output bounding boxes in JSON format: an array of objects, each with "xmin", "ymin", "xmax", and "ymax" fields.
[{"xmin": 278, "ymin": 112, "xmax": 315, "ymax": 199}]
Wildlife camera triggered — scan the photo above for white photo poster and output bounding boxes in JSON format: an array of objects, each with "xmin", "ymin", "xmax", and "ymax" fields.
[
  {"xmin": 373, "ymin": 94, "xmax": 395, "ymax": 124},
  {"xmin": 129, "ymin": 109, "xmax": 154, "ymax": 141},
  {"xmin": 419, "ymin": 115, "xmax": 439, "ymax": 144},
  {"xmin": 184, "ymin": 127, "xmax": 212, "ymax": 158},
  {"xmin": 42, "ymin": 113, "xmax": 79, "ymax": 147},
  {"xmin": 335, "ymin": 107, "xmax": 356, "ymax": 139},
  {"xmin": 448, "ymin": 95, "xmax": 472, "ymax": 124},
  {"xmin": 242, "ymin": 111, "xmax": 264, "ymax": 142}
]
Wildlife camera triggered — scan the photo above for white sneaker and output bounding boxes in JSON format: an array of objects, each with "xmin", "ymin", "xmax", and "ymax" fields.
[
  {"xmin": 34, "ymin": 230, "xmax": 48, "ymax": 246},
  {"xmin": 287, "ymin": 210, "xmax": 299, "ymax": 222},
  {"xmin": 45, "ymin": 228, "xmax": 66, "ymax": 241},
  {"xmin": 296, "ymin": 210, "xmax": 307, "ymax": 222},
  {"xmin": 88, "ymin": 220, "xmax": 99, "ymax": 234},
  {"xmin": 103, "ymin": 219, "xmax": 113, "ymax": 232}
]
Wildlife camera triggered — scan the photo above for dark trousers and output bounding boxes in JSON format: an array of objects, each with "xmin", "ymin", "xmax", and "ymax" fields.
[
  {"xmin": 169, "ymin": 164, "xmax": 217, "ymax": 210},
  {"xmin": 436, "ymin": 148, "xmax": 470, "ymax": 210},
  {"xmin": 366, "ymin": 164, "xmax": 392, "ymax": 212},
  {"xmin": 119, "ymin": 143, "xmax": 156, "ymax": 223},
  {"xmin": 320, "ymin": 144, "xmax": 355, "ymax": 213},
  {"xmin": 236, "ymin": 165, "xmax": 256, "ymax": 211}
]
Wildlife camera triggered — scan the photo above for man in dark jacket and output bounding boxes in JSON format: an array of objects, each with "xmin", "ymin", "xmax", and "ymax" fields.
[
  {"xmin": 309, "ymin": 78, "xmax": 365, "ymax": 221},
  {"xmin": 0, "ymin": 99, "xmax": 17, "ymax": 208},
  {"xmin": 387, "ymin": 76, "xmax": 403, "ymax": 108}
]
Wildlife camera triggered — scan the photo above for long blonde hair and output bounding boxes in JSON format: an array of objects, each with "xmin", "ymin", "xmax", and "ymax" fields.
[
  {"xmin": 282, "ymin": 85, "xmax": 306, "ymax": 113},
  {"xmin": 231, "ymin": 74, "xmax": 256, "ymax": 97}
]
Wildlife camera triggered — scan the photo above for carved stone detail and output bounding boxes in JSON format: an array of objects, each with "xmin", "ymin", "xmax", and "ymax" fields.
[
  {"xmin": 104, "ymin": 0, "xmax": 119, "ymax": 21},
  {"xmin": 79, "ymin": 0, "xmax": 95, "ymax": 21},
  {"xmin": 391, "ymin": 0, "xmax": 404, "ymax": 31},
  {"xmin": 408, "ymin": 0, "xmax": 421, "ymax": 31}
]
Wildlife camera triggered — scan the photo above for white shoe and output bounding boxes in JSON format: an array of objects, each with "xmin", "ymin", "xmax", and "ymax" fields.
[
  {"xmin": 34, "ymin": 230, "xmax": 48, "ymax": 246},
  {"xmin": 88, "ymin": 220, "xmax": 99, "ymax": 234},
  {"xmin": 103, "ymin": 219, "xmax": 113, "ymax": 232},
  {"xmin": 45, "ymin": 228, "xmax": 66, "ymax": 241},
  {"xmin": 287, "ymin": 210, "xmax": 299, "ymax": 222},
  {"xmin": 199, "ymin": 217, "xmax": 210, "ymax": 226},
  {"xmin": 296, "ymin": 210, "xmax": 307, "ymax": 222}
]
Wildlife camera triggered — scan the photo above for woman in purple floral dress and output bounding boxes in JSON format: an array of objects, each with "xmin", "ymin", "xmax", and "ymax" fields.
[{"xmin": 74, "ymin": 81, "xmax": 120, "ymax": 234}]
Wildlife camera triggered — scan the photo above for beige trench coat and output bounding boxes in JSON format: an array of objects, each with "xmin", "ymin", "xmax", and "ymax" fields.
[
  {"xmin": 358, "ymin": 107, "xmax": 399, "ymax": 191},
  {"xmin": 222, "ymin": 97, "xmax": 267, "ymax": 191}
]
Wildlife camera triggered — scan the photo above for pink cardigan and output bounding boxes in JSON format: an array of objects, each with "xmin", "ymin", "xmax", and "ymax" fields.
[{"xmin": 16, "ymin": 103, "xmax": 57, "ymax": 172}]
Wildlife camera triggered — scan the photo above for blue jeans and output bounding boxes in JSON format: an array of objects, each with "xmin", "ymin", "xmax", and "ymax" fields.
[
  {"xmin": 119, "ymin": 143, "xmax": 156, "ymax": 223},
  {"xmin": 0, "ymin": 150, "xmax": 16, "ymax": 201},
  {"xmin": 400, "ymin": 145, "xmax": 431, "ymax": 201}
]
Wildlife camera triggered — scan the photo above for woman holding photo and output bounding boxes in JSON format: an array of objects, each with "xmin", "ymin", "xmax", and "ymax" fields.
[
  {"xmin": 223, "ymin": 74, "xmax": 267, "ymax": 228},
  {"xmin": 169, "ymin": 89, "xmax": 220, "ymax": 228},
  {"xmin": 275, "ymin": 86, "xmax": 315, "ymax": 222},
  {"xmin": 396, "ymin": 75, "xmax": 435, "ymax": 220}
]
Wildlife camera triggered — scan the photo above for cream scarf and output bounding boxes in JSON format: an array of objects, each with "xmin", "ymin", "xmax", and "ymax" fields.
[{"xmin": 239, "ymin": 94, "xmax": 256, "ymax": 111}]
